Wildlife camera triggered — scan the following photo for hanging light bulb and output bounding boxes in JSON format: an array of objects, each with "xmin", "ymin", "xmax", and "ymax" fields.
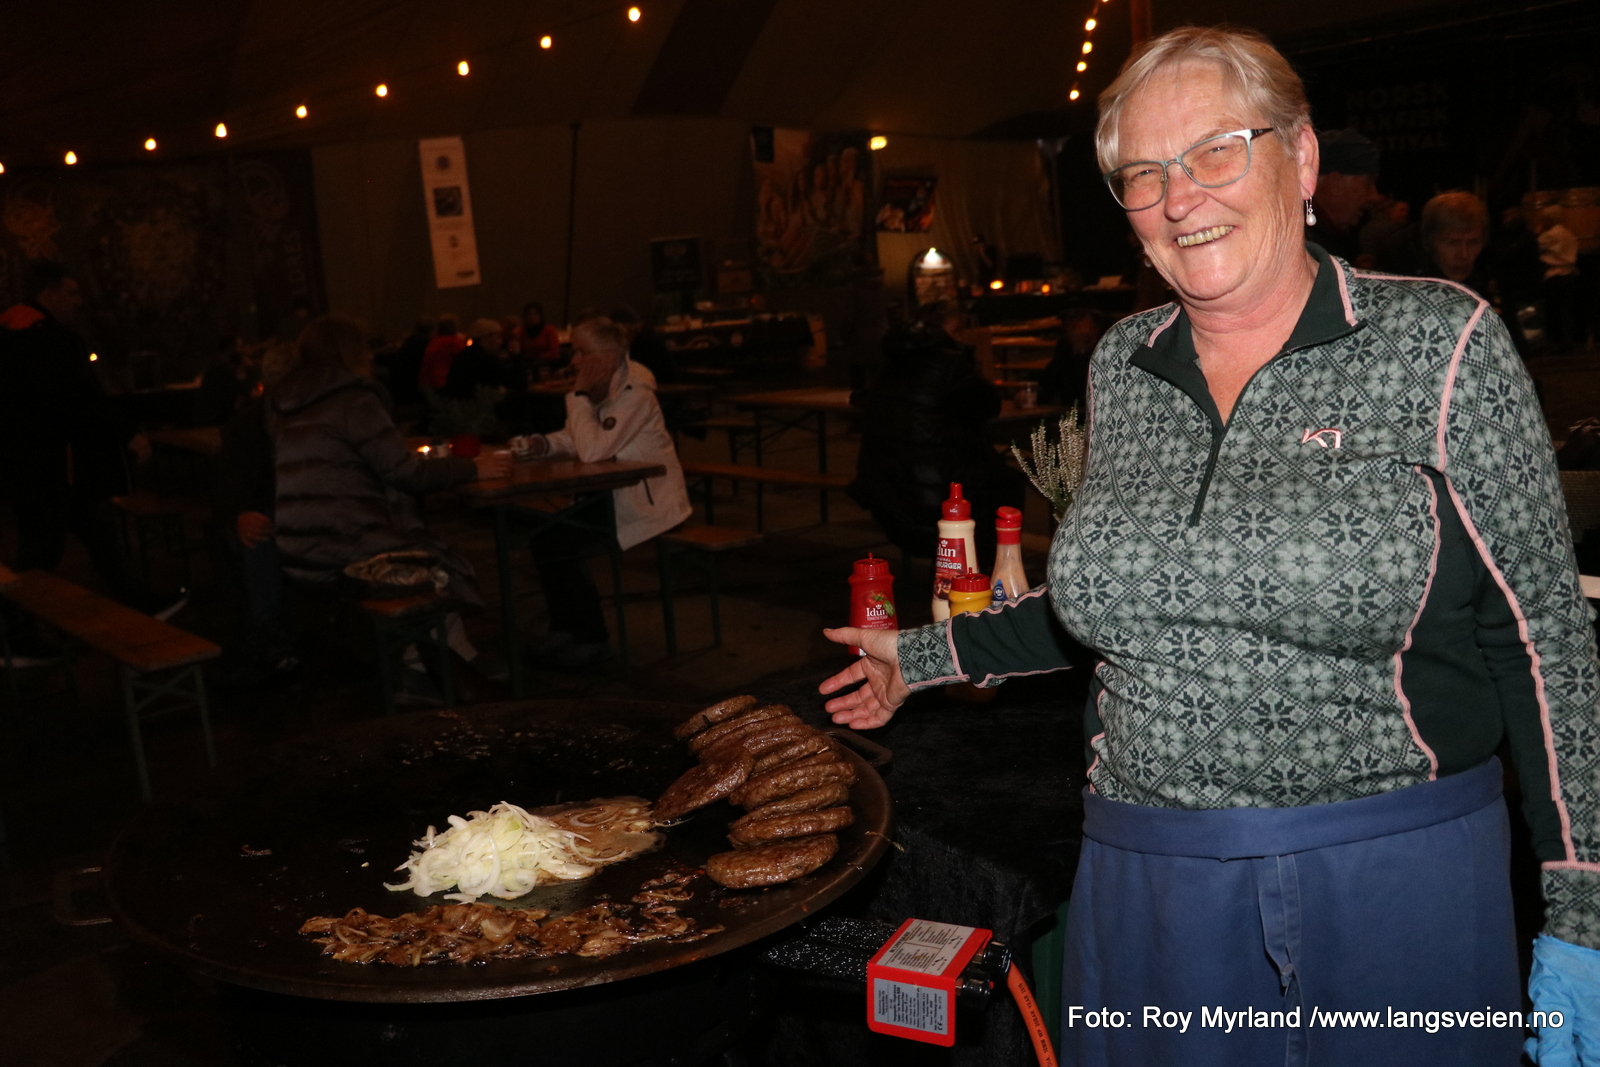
[
  {"xmin": 144, "ymin": 137, "xmax": 158, "ymax": 151},
  {"xmin": 296, "ymin": 104, "xmax": 309, "ymax": 119},
  {"xmin": 64, "ymin": 151, "xmax": 78, "ymax": 165},
  {"xmin": 1082, "ymin": 41, "xmax": 1093, "ymax": 54},
  {"xmin": 0, "ymin": 162, "xmax": 6, "ymax": 175},
  {"xmin": 869, "ymin": 135, "xmax": 888, "ymax": 151},
  {"xmin": 89, "ymin": 352, "xmax": 99, "ymax": 362},
  {"xmin": 1069, "ymin": 88, "xmax": 1081, "ymax": 101},
  {"xmin": 214, "ymin": 122, "xmax": 228, "ymax": 138},
  {"xmin": 540, "ymin": 35, "xmax": 553, "ymax": 49},
  {"xmin": 375, "ymin": 83, "xmax": 389, "ymax": 97},
  {"xmin": 457, "ymin": 60, "xmax": 470, "ymax": 76},
  {"xmin": 627, "ymin": 6, "xmax": 641, "ymax": 21},
  {"xmin": 1085, "ymin": 17, "xmax": 1097, "ymax": 30},
  {"xmin": 1077, "ymin": 61, "xmax": 1087, "ymax": 72}
]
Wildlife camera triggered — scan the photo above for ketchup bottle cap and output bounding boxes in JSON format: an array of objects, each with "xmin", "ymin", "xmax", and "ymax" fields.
[
  {"xmin": 852, "ymin": 553, "xmax": 892, "ymax": 580},
  {"xmin": 941, "ymin": 482, "xmax": 970, "ymax": 520},
  {"xmin": 950, "ymin": 571, "xmax": 990, "ymax": 592},
  {"xmin": 995, "ymin": 506, "xmax": 1023, "ymax": 530}
]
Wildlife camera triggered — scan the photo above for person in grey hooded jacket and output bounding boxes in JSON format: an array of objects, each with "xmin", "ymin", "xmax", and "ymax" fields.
[{"xmin": 266, "ymin": 315, "xmax": 510, "ymax": 605}]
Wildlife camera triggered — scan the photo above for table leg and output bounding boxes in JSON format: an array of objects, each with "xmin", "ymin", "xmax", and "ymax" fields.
[
  {"xmin": 817, "ymin": 411, "xmax": 829, "ymax": 523},
  {"xmin": 493, "ymin": 506, "xmax": 526, "ymax": 698}
]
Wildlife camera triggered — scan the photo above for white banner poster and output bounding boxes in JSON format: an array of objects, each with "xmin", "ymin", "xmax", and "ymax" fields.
[{"xmin": 418, "ymin": 136, "xmax": 481, "ymax": 289}]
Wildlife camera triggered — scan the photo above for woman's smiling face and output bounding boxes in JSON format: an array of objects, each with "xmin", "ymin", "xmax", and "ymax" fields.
[{"xmin": 1114, "ymin": 60, "xmax": 1317, "ymax": 314}]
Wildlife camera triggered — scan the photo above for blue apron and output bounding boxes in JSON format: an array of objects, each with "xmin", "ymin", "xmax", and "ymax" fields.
[{"xmin": 1061, "ymin": 758, "xmax": 1522, "ymax": 1066}]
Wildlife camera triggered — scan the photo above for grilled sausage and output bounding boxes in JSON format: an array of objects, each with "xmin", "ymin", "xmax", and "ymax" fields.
[
  {"xmin": 737, "ymin": 781, "xmax": 851, "ymax": 821},
  {"xmin": 701, "ymin": 722, "xmax": 817, "ymax": 765},
  {"xmin": 687, "ymin": 705, "xmax": 794, "ymax": 753},
  {"xmin": 705, "ymin": 834, "xmax": 839, "ymax": 889},
  {"xmin": 750, "ymin": 732, "xmax": 839, "ymax": 776},
  {"xmin": 653, "ymin": 751, "xmax": 754, "ymax": 822},
  {"xmin": 673, "ymin": 695, "xmax": 759, "ymax": 740},
  {"xmin": 731, "ymin": 756, "xmax": 856, "ymax": 809},
  {"xmin": 688, "ymin": 711, "xmax": 800, "ymax": 756},
  {"xmin": 728, "ymin": 806, "xmax": 854, "ymax": 848}
]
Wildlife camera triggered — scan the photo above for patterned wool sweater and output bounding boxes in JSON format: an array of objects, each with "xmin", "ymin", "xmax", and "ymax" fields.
[{"xmin": 898, "ymin": 245, "xmax": 1600, "ymax": 949}]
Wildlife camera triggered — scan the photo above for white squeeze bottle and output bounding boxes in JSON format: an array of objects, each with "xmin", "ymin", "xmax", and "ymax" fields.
[
  {"xmin": 932, "ymin": 482, "xmax": 978, "ymax": 622},
  {"xmin": 991, "ymin": 506, "xmax": 1029, "ymax": 605}
]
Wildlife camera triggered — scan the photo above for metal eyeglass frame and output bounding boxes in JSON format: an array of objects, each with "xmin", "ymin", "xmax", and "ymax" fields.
[{"xmin": 1104, "ymin": 127, "xmax": 1275, "ymax": 211}]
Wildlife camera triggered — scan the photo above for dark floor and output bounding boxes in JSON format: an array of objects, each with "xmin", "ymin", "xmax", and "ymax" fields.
[{"xmin": 1, "ymin": 343, "xmax": 1595, "ymax": 1067}]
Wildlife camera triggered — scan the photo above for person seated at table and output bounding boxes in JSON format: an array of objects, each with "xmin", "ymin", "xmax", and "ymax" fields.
[
  {"xmin": 848, "ymin": 306, "xmax": 1025, "ymax": 573},
  {"xmin": 1037, "ymin": 309, "xmax": 1108, "ymax": 411},
  {"xmin": 195, "ymin": 335, "xmax": 257, "ymax": 424},
  {"xmin": 267, "ymin": 315, "xmax": 512, "ymax": 687},
  {"xmin": 1376, "ymin": 191, "xmax": 1490, "ymax": 295},
  {"xmin": 417, "ymin": 313, "xmax": 466, "ymax": 394},
  {"xmin": 441, "ymin": 318, "xmax": 512, "ymax": 400},
  {"xmin": 516, "ymin": 302, "xmax": 562, "ymax": 369},
  {"xmin": 513, "ymin": 316, "xmax": 691, "ymax": 668}
]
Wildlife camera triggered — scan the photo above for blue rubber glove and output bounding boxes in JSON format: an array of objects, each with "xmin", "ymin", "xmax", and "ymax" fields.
[{"xmin": 1525, "ymin": 934, "xmax": 1600, "ymax": 1065}]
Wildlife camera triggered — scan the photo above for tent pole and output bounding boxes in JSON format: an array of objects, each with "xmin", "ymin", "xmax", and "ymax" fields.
[{"xmin": 562, "ymin": 122, "xmax": 581, "ymax": 327}]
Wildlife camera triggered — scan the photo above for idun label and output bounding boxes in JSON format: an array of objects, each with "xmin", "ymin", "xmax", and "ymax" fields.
[
  {"xmin": 931, "ymin": 483, "xmax": 976, "ymax": 622},
  {"xmin": 847, "ymin": 554, "xmax": 897, "ymax": 656}
]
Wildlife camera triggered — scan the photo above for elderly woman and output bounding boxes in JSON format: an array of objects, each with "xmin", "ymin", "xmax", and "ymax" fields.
[
  {"xmin": 822, "ymin": 27, "xmax": 1599, "ymax": 1066},
  {"xmin": 517, "ymin": 316, "xmax": 690, "ymax": 666}
]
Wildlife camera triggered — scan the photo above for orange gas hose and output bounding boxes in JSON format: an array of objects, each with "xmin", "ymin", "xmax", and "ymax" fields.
[{"xmin": 1006, "ymin": 961, "xmax": 1060, "ymax": 1067}]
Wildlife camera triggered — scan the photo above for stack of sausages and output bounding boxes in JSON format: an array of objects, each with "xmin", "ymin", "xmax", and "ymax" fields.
[{"xmin": 654, "ymin": 695, "xmax": 857, "ymax": 889}]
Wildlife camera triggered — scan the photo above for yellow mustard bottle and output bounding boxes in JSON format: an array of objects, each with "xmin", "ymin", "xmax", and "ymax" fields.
[{"xmin": 947, "ymin": 571, "xmax": 994, "ymax": 616}]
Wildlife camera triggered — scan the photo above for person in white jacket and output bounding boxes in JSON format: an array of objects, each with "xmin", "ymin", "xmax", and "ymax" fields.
[{"xmin": 519, "ymin": 316, "xmax": 690, "ymax": 666}]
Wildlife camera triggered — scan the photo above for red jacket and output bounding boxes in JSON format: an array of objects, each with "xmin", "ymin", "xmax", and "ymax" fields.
[{"xmin": 418, "ymin": 335, "xmax": 466, "ymax": 390}]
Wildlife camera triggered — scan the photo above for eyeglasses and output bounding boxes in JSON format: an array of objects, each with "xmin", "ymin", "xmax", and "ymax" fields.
[{"xmin": 1104, "ymin": 128, "xmax": 1275, "ymax": 211}]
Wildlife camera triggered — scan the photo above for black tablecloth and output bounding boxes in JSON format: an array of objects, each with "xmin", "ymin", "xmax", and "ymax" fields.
[{"xmin": 755, "ymin": 665, "xmax": 1089, "ymax": 1066}]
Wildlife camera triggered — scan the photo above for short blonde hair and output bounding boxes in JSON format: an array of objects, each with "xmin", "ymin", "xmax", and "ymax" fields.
[
  {"xmin": 1095, "ymin": 26, "xmax": 1311, "ymax": 174},
  {"xmin": 1421, "ymin": 192, "xmax": 1488, "ymax": 241}
]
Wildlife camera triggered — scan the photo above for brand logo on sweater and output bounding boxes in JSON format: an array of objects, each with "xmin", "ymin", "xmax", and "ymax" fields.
[{"xmin": 1300, "ymin": 427, "xmax": 1344, "ymax": 450}]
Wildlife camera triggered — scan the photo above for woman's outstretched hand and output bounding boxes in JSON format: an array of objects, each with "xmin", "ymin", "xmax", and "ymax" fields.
[{"xmin": 819, "ymin": 627, "xmax": 910, "ymax": 729}]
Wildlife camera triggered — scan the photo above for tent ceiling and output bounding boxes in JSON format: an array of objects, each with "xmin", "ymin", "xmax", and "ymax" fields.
[{"xmin": 0, "ymin": 0, "xmax": 1501, "ymax": 165}]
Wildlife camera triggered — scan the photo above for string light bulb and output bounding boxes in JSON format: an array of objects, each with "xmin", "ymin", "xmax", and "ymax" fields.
[
  {"xmin": 1077, "ymin": 61, "xmax": 1087, "ymax": 72},
  {"xmin": 1082, "ymin": 41, "xmax": 1093, "ymax": 54},
  {"xmin": 144, "ymin": 137, "xmax": 158, "ymax": 151},
  {"xmin": 375, "ymin": 83, "xmax": 389, "ymax": 97},
  {"xmin": 869, "ymin": 135, "xmax": 888, "ymax": 151},
  {"xmin": 64, "ymin": 151, "xmax": 78, "ymax": 165},
  {"xmin": 0, "ymin": 162, "xmax": 6, "ymax": 175},
  {"xmin": 1086, "ymin": 17, "xmax": 1097, "ymax": 30},
  {"xmin": 89, "ymin": 352, "xmax": 99, "ymax": 362},
  {"xmin": 1069, "ymin": 88, "xmax": 1081, "ymax": 101},
  {"xmin": 457, "ymin": 60, "xmax": 470, "ymax": 76},
  {"xmin": 540, "ymin": 35, "xmax": 553, "ymax": 49},
  {"xmin": 627, "ymin": 6, "xmax": 641, "ymax": 21},
  {"xmin": 214, "ymin": 123, "xmax": 228, "ymax": 138},
  {"xmin": 295, "ymin": 104, "xmax": 308, "ymax": 119}
]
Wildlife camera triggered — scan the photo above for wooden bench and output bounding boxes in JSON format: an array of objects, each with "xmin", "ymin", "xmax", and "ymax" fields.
[
  {"xmin": 2, "ymin": 570, "xmax": 219, "ymax": 802},
  {"xmin": 679, "ymin": 460, "xmax": 851, "ymax": 530},
  {"xmin": 656, "ymin": 525, "xmax": 763, "ymax": 656},
  {"xmin": 358, "ymin": 591, "xmax": 456, "ymax": 716}
]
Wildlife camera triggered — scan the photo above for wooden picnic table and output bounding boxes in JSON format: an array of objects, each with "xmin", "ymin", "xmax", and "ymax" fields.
[{"xmin": 458, "ymin": 457, "xmax": 665, "ymax": 693}]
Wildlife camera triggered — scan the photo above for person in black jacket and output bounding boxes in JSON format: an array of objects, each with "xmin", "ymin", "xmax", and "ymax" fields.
[
  {"xmin": 0, "ymin": 262, "xmax": 176, "ymax": 643},
  {"xmin": 848, "ymin": 309, "xmax": 1025, "ymax": 569}
]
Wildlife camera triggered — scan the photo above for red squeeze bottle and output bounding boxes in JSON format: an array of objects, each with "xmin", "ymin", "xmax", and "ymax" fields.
[{"xmin": 847, "ymin": 553, "xmax": 897, "ymax": 656}]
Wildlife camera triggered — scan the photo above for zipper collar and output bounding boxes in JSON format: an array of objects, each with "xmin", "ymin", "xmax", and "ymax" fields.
[{"xmin": 1126, "ymin": 242, "xmax": 1364, "ymax": 526}]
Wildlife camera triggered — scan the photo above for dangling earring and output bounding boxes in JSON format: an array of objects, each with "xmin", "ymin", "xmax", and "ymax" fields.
[{"xmin": 1304, "ymin": 199, "xmax": 1317, "ymax": 227}]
